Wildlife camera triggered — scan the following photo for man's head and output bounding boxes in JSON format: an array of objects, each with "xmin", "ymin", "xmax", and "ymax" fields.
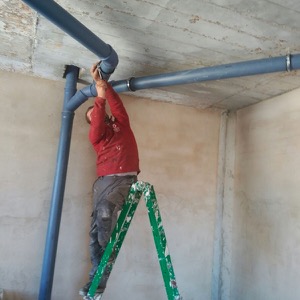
[{"xmin": 85, "ymin": 105, "xmax": 112, "ymax": 125}]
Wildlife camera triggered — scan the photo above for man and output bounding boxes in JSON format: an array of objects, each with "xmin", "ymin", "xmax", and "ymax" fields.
[{"xmin": 79, "ymin": 63, "xmax": 140, "ymax": 298}]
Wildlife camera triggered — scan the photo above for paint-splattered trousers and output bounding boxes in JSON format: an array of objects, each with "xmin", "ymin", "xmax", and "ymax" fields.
[{"xmin": 89, "ymin": 174, "xmax": 137, "ymax": 289}]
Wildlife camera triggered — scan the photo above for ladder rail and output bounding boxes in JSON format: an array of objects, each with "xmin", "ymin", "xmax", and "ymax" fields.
[
  {"xmin": 88, "ymin": 185, "xmax": 142, "ymax": 297},
  {"xmin": 143, "ymin": 184, "xmax": 181, "ymax": 300},
  {"xmin": 87, "ymin": 181, "xmax": 182, "ymax": 300}
]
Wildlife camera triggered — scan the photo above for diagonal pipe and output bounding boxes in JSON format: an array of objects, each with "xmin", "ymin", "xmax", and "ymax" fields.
[{"xmin": 22, "ymin": 0, "xmax": 118, "ymax": 80}]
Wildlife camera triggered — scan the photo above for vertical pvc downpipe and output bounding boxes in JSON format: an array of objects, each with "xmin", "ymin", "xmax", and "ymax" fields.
[{"xmin": 39, "ymin": 65, "xmax": 79, "ymax": 300}]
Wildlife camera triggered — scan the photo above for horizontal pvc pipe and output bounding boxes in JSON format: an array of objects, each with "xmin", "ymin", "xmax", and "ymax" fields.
[
  {"xmin": 110, "ymin": 54, "xmax": 300, "ymax": 92},
  {"xmin": 22, "ymin": 0, "xmax": 118, "ymax": 79},
  {"xmin": 66, "ymin": 53, "xmax": 300, "ymax": 111}
]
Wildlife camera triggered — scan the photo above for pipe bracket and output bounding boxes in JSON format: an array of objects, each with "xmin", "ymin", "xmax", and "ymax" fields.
[
  {"xmin": 126, "ymin": 77, "xmax": 136, "ymax": 91},
  {"xmin": 286, "ymin": 54, "xmax": 291, "ymax": 72}
]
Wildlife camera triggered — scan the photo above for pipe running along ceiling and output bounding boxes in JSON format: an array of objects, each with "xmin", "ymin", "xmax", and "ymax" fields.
[{"xmin": 3, "ymin": 0, "xmax": 300, "ymax": 110}]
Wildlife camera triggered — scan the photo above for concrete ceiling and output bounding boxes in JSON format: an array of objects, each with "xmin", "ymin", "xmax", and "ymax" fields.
[{"xmin": 1, "ymin": 0, "xmax": 300, "ymax": 110}]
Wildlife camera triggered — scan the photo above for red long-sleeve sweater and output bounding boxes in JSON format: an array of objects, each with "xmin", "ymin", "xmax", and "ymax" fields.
[{"xmin": 89, "ymin": 83, "xmax": 140, "ymax": 177}]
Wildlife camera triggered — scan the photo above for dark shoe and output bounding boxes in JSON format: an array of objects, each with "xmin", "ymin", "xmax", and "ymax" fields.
[
  {"xmin": 79, "ymin": 281, "xmax": 104, "ymax": 297},
  {"xmin": 79, "ymin": 282, "xmax": 91, "ymax": 296}
]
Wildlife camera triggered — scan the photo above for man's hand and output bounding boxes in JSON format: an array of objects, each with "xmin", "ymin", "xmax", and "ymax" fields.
[
  {"xmin": 91, "ymin": 63, "xmax": 107, "ymax": 98},
  {"xmin": 90, "ymin": 62, "xmax": 102, "ymax": 83}
]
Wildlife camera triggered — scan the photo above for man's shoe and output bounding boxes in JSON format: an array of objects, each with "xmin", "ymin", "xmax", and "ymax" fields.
[
  {"xmin": 79, "ymin": 282, "xmax": 91, "ymax": 296},
  {"xmin": 93, "ymin": 293, "xmax": 103, "ymax": 300},
  {"xmin": 83, "ymin": 294, "xmax": 103, "ymax": 300},
  {"xmin": 79, "ymin": 281, "xmax": 104, "ymax": 297}
]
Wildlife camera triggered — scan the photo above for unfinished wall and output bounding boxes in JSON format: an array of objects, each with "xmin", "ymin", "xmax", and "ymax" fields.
[
  {"xmin": 233, "ymin": 87, "xmax": 300, "ymax": 300},
  {"xmin": 0, "ymin": 70, "xmax": 221, "ymax": 300}
]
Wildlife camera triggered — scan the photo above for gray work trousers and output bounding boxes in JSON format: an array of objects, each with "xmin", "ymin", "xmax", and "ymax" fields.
[{"xmin": 89, "ymin": 174, "xmax": 137, "ymax": 289}]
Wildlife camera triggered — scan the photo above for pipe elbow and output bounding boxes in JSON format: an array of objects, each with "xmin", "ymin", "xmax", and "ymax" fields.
[{"xmin": 99, "ymin": 46, "xmax": 119, "ymax": 80}]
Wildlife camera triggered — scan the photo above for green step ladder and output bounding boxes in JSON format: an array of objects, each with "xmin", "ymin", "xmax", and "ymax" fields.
[{"xmin": 87, "ymin": 181, "xmax": 182, "ymax": 300}]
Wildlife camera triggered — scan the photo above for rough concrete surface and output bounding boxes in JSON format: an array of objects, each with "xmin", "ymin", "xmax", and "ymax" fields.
[
  {"xmin": 1, "ymin": 0, "xmax": 300, "ymax": 110},
  {"xmin": 0, "ymin": 69, "xmax": 221, "ymax": 300}
]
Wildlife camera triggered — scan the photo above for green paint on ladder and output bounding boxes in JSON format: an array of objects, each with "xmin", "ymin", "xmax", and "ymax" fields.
[{"xmin": 88, "ymin": 181, "xmax": 182, "ymax": 300}]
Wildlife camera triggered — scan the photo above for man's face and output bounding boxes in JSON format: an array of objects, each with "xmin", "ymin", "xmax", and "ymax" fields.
[{"xmin": 86, "ymin": 107, "xmax": 111, "ymax": 125}]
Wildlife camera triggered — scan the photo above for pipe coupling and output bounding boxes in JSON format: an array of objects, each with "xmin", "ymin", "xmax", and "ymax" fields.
[
  {"xmin": 286, "ymin": 54, "xmax": 291, "ymax": 72},
  {"xmin": 126, "ymin": 77, "xmax": 136, "ymax": 91}
]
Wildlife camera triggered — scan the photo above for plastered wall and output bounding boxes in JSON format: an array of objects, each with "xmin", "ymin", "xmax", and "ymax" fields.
[
  {"xmin": 0, "ymin": 70, "xmax": 221, "ymax": 300},
  {"xmin": 233, "ymin": 87, "xmax": 300, "ymax": 300}
]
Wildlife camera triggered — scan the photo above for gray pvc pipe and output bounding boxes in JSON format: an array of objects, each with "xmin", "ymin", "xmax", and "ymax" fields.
[
  {"xmin": 38, "ymin": 66, "xmax": 79, "ymax": 300},
  {"xmin": 111, "ymin": 54, "xmax": 300, "ymax": 92},
  {"xmin": 22, "ymin": 0, "xmax": 118, "ymax": 79},
  {"xmin": 66, "ymin": 53, "xmax": 300, "ymax": 111}
]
